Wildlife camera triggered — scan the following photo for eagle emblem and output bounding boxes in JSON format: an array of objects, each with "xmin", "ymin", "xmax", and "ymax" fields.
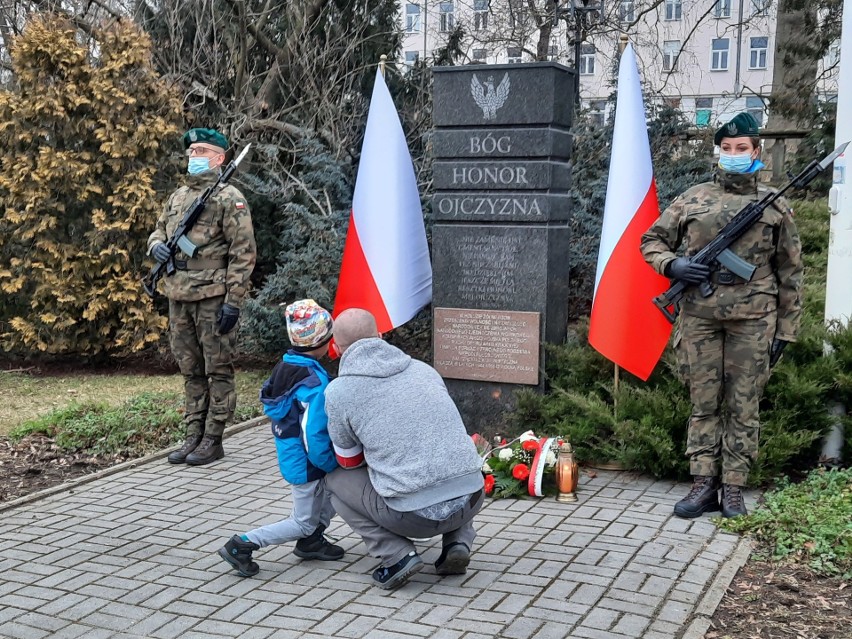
[{"xmin": 470, "ymin": 73, "xmax": 511, "ymax": 120}]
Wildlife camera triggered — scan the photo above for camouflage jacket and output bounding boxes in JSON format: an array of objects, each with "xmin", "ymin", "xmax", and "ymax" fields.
[
  {"xmin": 640, "ymin": 169, "xmax": 803, "ymax": 340},
  {"xmin": 147, "ymin": 171, "xmax": 257, "ymax": 307}
]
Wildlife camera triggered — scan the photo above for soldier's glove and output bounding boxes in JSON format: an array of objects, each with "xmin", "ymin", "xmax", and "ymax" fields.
[
  {"xmin": 216, "ymin": 303, "xmax": 240, "ymax": 335},
  {"xmin": 666, "ymin": 257, "xmax": 711, "ymax": 285},
  {"xmin": 769, "ymin": 338, "xmax": 789, "ymax": 368},
  {"xmin": 151, "ymin": 242, "xmax": 171, "ymax": 263}
]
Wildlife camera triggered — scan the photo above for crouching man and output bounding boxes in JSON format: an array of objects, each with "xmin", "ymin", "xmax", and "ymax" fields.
[{"xmin": 324, "ymin": 308, "xmax": 485, "ymax": 590}]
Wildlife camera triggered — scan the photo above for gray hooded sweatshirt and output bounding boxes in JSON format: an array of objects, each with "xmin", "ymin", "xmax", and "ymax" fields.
[{"xmin": 325, "ymin": 338, "xmax": 484, "ymax": 512}]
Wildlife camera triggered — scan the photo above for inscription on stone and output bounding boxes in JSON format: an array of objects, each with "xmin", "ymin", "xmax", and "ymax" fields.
[
  {"xmin": 434, "ymin": 308, "xmax": 540, "ymax": 385},
  {"xmin": 455, "ymin": 234, "xmax": 520, "ymax": 306}
]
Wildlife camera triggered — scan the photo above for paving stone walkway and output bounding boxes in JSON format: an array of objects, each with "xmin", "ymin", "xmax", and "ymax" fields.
[{"xmin": 0, "ymin": 422, "xmax": 754, "ymax": 639}]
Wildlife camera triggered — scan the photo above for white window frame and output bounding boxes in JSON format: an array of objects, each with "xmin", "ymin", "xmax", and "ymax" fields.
[
  {"xmin": 711, "ymin": 38, "xmax": 729, "ymax": 71},
  {"xmin": 619, "ymin": 1, "xmax": 635, "ymax": 23},
  {"xmin": 405, "ymin": 4, "xmax": 421, "ymax": 33},
  {"xmin": 663, "ymin": 40, "xmax": 680, "ymax": 71},
  {"xmin": 474, "ymin": 0, "xmax": 488, "ymax": 30},
  {"xmin": 751, "ymin": 0, "xmax": 769, "ymax": 16},
  {"xmin": 665, "ymin": 0, "xmax": 682, "ymax": 21},
  {"xmin": 439, "ymin": 2, "xmax": 455, "ymax": 32},
  {"xmin": 580, "ymin": 44, "xmax": 596, "ymax": 75},
  {"xmin": 749, "ymin": 36, "xmax": 768, "ymax": 69},
  {"xmin": 472, "ymin": 48, "xmax": 487, "ymax": 62},
  {"xmin": 714, "ymin": 0, "xmax": 732, "ymax": 18},
  {"xmin": 404, "ymin": 51, "xmax": 419, "ymax": 66},
  {"xmin": 507, "ymin": 47, "xmax": 522, "ymax": 64},
  {"xmin": 746, "ymin": 96, "xmax": 764, "ymax": 126}
]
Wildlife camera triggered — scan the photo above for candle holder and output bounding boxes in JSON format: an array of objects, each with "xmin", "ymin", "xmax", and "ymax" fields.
[{"xmin": 554, "ymin": 442, "xmax": 579, "ymax": 502}]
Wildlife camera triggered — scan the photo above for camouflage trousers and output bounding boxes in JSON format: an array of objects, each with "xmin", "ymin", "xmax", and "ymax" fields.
[
  {"xmin": 677, "ymin": 312, "xmax": 776, "ymax": 486},
  {"xmin": 168, "ymin": 296, "xmax": 237, "ymax": 438}
]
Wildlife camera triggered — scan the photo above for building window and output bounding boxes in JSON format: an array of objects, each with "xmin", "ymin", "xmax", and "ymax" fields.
[
  {"xmin": 590, "ymin": 100, "xmax": 606, "ymax": 127},
  {"xmin": 474, "ymin": 0, "xmax": 489, "ymax": 30},
  {"xmin": 472, "ymin": 48, "xmax": 487, "ymax": 62},
  {"xmin": 746, "ymin": 96, "xmax": 764, "ymax": 126},
  {"xmin": 711, "ymin": 38, "xmax": 729, "ymax": 70},
  {"xmin": 696, "ymin": 97, "xmax": 713, "ymax": 126},
  {"xmin": 749, "ymin": 36, "xmax": 768, "ymax": 69},
  {"xmin": 405, "ymin": 4, "xmax": 421, "ymax": 32},
  {"xmin": 439, "ymin": 2, "xmax": 454, "ymax": 32},
  {"xmin": 663, "ymin": 40, "xmax": 680, "ymax": 71},
  {"xmin": 751, "ymin": 0, "xmax": 769, "ymax": 15},
  {"xmin": 547, "ymin": 45, "xmax": 558, "ymax": 61},
  {"xmin": 714, "ymin": 0, "xmax": 732, "ymax": 18},
  {"xmin": 507, "ymin": 47, "xmax": 522, "ymax": 64},
  {"xmin": 509, "ymin": 0, "xmax": 528, "ymax": 29},
  {"xmin": 828, "ymin": 40, "xmax": 840, "ymax": 67},
  {"xmin": 579, "ymin": 44, "xmax": 596, "ymax": 75},
  {"xmin": 405, "ymin": 51, "xmax": 419, "ymax": 66},
  {"xmin": 665, "ymin": 0, "xmax": 682, "ymax": 21},
  {"xmin": 619, "ymin": 1, "xmax": 635, "ymax": 22}
]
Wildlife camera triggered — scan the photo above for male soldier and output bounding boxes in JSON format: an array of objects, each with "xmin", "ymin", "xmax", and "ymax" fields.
[
  {"xmin": 148, "ymin": 128, "xmax": 256, "ymax": 465},
  {"xmin": 640, "ymin": 113, "xmax": 803, "ymax": 518}
]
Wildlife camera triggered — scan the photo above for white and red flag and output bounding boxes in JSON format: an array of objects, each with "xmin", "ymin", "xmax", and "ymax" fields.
[
  {"xmin": 588, "ymin": 44, "xmax": 672, "ymax": 381},
  {"xmin": 332, "ymin": 69, "xmax": 432, "ymax": 333}
]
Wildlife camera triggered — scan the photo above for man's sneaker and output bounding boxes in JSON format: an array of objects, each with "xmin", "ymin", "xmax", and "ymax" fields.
[
  {"xmin": 372, "ymin": 551, "xmax": 423, "ymax": 590},
  {"xmin": 294, "ymin": 524, "xmax": 345, "ymax": 561},
  {"xmin": 435, "ymin": 542, "xmax": 470, "ymax": 575},
  {"xmin": 218, "ymin": 535, "xmax": 260, "ymax": 577},
  {"xmin": 185, "ymin": 435, "xmax": 224, "ymax": 466},
  {"xmin": 168, "ymin": 433, "xmax": 203, "ymax": 464},
  {"xmin": 673, "ymin": 475, "xmax": 721, "ymax": 518},
  {"xmin": 721, "ymin": 484, "xmax": 748, "ymax": 518}
]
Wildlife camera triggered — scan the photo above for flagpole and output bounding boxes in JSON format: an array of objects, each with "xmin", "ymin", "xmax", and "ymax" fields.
[
  {"xmin": 379, "ymin": 54, "xmax": 387, "ymax": 77},
  {"xmin": 611, "ymin": 34, "xmax": 629, "ymax": 420}
]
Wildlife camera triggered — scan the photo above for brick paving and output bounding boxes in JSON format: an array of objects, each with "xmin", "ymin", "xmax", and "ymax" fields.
[{"xmin": 0, "ymin": 423, "xmax": 752, "ymax": 639}]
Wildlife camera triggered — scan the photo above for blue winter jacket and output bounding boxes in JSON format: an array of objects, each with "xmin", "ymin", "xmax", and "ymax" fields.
[{"xmin": 259, "ymin": 351, "xmax": 338, "ymax": 485}]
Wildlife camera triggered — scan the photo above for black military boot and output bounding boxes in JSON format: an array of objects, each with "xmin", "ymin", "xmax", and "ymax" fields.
[
  {"xmin": 218, "ymin": 534, "xmax": 260, "ymax": 577},
  {"xmin": 721, "ymin": 484, "xmax": 748, "ymax": 518},
  {"xmin": 673, "ymin": 475, "xmax": 721, "ymax": 518},
  {"xmin": 294, "ymin": 523, "xmax": 345, "ymax": 561},
  {"xmin": 185, "ymin": 435, "xmax": 224, "ymax": 466},
  {"xmin": 167, "ymin": 433, "xmax": 203, "ymax": 464}
]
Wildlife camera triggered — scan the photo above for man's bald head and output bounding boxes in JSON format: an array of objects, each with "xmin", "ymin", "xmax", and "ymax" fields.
[{"xmin": 334, "ymin": 308, "xmax": 380, "ymax": 353}]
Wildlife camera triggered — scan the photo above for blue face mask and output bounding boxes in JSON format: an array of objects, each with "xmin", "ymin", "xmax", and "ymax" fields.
[
  {"xmin": 718, "ymin": 153, "xmax": 755, "ymax": 173},
  {"xmin": 187, "ymin": 157, "xmax": 211, "ymax": 175}
]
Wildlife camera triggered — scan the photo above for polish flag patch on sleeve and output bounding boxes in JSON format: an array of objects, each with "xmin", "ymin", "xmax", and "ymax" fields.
[
  {"xmin": 333, "ymin": 442, "xmax": 365, "ymax": 468},
  {"xmin": 235, "ymin": 201, "xmax": 246, "ymax": 209}
]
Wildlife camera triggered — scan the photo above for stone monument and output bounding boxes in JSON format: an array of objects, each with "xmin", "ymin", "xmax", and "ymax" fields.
[{"xmin": 431, "ymin": 62, "xmax": 574, "ymax": 434}]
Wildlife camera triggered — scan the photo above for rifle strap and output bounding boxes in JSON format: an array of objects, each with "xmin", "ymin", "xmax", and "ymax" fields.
[{"xmin": 173, "ymin": 258, "xmax": 228, "ymax": 271}]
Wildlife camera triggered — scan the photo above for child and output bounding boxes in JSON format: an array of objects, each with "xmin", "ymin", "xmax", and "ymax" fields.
[{"xmin": 218, "ymin": 299, "xmax": 343, "ymax": 577}]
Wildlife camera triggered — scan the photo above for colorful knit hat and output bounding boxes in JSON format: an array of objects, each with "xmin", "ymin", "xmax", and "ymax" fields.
[{"xmin": 284, "ymin": 299, "xmax": 333, "ymax": 352}]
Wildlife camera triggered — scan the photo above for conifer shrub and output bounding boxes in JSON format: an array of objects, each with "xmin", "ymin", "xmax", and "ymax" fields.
[
  {"xmin": 0, "ymin": 15, "xmax": 183, "ymax": 357},
  {"xmin": 510, "ymin": 200, "xmax": 850, "ymax": 485}
]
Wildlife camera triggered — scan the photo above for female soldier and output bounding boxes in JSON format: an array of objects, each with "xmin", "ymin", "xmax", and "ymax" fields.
[{"xmin": 640, "ymin": 112, "xmax": 803, "ymax": 519}]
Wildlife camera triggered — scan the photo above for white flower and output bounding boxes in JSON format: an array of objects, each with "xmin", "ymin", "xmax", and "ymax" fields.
[
  {"xmin": 545, "ymin": 450, "xmax": 557, "ymax": 467},
  {"xmin": 482, "ymin": 460, "xmax": 493, "ymax": 474},
  {"xmin": 519, "ymin": 430, "xmax": 537, "ymax": 442},
  {"xmin": 498, "ymin": 448, "xmax": 514, "ymax": 461}
]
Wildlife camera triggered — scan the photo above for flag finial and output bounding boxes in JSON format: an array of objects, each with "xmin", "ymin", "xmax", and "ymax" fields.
[
  {"xmin": 379, "ymin": 54, "xmax": 388, "ymax": 77},
  {"xmin": 618, "ymin": 34, "xmax": 629, "ymax": 55}
]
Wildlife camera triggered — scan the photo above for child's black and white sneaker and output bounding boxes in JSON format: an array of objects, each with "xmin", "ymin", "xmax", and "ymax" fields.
[
  {"xmin": 218, "ymin": 535, "xmax": 260, "ymax": 577},
  {"xmin": 294, "ymin": 524, "xmax": 344, "ymax": 561},
  {"xmin": 372, "ymin": 551, "xmax": 423, "ymax": 590}
]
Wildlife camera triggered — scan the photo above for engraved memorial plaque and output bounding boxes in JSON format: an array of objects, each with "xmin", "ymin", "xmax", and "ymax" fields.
[{"xmin": 434, "ymin": 308, "xmax": 540, "ymax": 385}]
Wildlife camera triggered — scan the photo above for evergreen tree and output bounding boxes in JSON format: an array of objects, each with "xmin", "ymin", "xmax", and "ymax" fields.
[{"xmin": 0, "ymin": 15, "xmax": 183, "ymax": 357}]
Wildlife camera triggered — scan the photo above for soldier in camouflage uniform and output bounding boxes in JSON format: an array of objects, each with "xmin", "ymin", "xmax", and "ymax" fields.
[
  {"xmin": 640, "ymin": 113, "xmax": 803, "ymax": 518},
  {"xmin": 147, "ymin": 128, "xmax": 257, "ymax": 466}
]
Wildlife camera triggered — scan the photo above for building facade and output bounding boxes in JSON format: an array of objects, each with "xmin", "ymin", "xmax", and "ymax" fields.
[{"xmin": 399, "ymin": 0, "xmax": 836, "ymax": 128}]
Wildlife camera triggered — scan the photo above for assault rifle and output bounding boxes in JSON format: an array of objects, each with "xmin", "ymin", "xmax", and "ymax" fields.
[
  {"xmin": 653, "ymin": 141, "xmax": 849, "ymax": 323},
  {"xmin": 143, "ymin": 144, "xmax": 251, "ymax": 298}
]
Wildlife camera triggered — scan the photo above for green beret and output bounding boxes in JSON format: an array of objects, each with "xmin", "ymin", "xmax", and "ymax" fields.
[
  {"xmin": 714, "ymin": 112, "xmax": 760, "ymax": 145},
  {"xmin": 182, "ymin": 128, "xmax": 228, "ymax": 151}
]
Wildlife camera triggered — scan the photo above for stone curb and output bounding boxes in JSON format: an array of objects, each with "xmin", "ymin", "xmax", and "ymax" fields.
[
  {"xmin": 681, "ymin": 536, "xmax": 754, "ymax": 639},
  {"xmin": 0, "ymin": 415, "xmax": 268, "ymax": 514}
]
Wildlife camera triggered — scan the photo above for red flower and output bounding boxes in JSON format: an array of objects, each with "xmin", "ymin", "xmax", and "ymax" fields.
[
  {"xmin": 522, "ymin": 440, "xmax": 539, "ymax": 452},
  {"xmin": 484, "ymin": 474, "xmax": 495, "ymax": 495},
  {"xmin": 512, "ymin": 464, "xmax": 530, "ymax": 481}
]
